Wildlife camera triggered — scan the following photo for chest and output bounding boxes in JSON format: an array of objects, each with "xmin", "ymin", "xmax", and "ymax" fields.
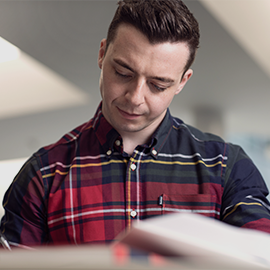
[{"xmin": 46, "ymin": 154, "xmax": 225, "ymax": 244}]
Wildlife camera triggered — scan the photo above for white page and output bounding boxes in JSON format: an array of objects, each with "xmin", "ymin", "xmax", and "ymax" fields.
[{"xmin": 119, "ymin": 213, "xmax": 270, "ymax": 269}]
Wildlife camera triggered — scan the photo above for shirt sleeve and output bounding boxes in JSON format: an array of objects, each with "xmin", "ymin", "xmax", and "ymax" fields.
[
  {"xmin": 0, "ymin": 156, "xmax": 48, "ymax": 247},
  {"xmin": 221, "ymin": 144, "xmax": 270, "ymax": 233}
]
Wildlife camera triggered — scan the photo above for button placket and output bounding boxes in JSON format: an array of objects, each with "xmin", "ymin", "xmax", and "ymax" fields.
[{"xmin": 127, "ymin": 154, "xmax": 140, "ymax": 225}]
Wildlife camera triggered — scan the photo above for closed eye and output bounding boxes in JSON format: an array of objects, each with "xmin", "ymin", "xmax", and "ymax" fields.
[
  {"xmin": 151, "ymin": 83, "xmax": 167, "ymax": 92},
  {"xmin": 115, "ymin": 70, "xmax": 131, "ymax": 78}
]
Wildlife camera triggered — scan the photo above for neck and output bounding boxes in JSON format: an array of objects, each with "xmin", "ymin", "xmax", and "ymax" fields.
[
  {"xmin": 113, "ymin": 110, "xmax": 167, "ymax": 155},
  {"xmin": 122, "ymin": 133, "xmax": 151, "ymax": 155}
]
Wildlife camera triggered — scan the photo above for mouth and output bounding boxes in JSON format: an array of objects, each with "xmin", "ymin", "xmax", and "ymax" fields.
[{"xmin": 117, "ymin": 107, "xmax": 142, "ymax": 119}]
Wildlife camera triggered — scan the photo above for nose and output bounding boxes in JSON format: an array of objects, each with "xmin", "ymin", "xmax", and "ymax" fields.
[{"xmin": 125, "ymin": 78, "xmax": 145, "ymax": 106}]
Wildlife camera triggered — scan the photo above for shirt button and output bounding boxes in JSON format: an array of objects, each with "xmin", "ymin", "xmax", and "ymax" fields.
[
  {"xmin": 106, "ymin": 149, "xmax": 112, "ymax": 156},
  {"xmin": 130, "ymin": 210, "xmax": 137, "ymax": 218},
  {"xmin": 152, "ymin": 149, "xmax": 158, "ymax": 156},
  {"xmin": 115, "ymin": 140, "xmax": 121, "ymax": 146},
  {"xmin": 130, "ymin": 163, "xmax": 136, "ymax": 171}
]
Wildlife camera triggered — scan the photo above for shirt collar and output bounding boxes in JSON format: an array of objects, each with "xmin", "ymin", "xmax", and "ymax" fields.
[
  {"xmin": 93, "ymin": 102, "xmax": 174, "ymax": 158},
  {"xmin": 93, "ymin": 102, "xmax": 121, "ymax": 157},
  {"xmin": 148, "ymin": 109, "xmax": 174, "ymax": 158}
]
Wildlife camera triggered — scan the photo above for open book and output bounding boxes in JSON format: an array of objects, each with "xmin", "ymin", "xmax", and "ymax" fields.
[{"xmin": 119, "ymin": 213, "xmax": 270, "ymax": 269}]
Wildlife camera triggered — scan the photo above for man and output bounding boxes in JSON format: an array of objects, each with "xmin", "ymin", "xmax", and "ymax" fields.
[{"xmin": 1, "ymin": 0, "xmax": 270, "ymax": 248}]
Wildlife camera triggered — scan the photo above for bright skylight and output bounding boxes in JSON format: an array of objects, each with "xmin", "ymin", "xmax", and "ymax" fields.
[{"xmin": 0, "ymin": 37, "xmax": 89, "ymax": 119}]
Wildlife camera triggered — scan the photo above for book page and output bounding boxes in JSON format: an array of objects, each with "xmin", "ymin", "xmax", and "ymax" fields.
[{"xmin": 119, "ymin": 213, "xmax": 270, "ymax": 269}]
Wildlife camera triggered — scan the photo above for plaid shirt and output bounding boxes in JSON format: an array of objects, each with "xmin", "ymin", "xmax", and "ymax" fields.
[{"xmin": 1, "ymin": 103, "xmax": 270, "ymax": 247}]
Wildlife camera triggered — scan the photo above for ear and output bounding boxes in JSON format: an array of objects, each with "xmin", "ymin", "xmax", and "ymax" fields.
[
  {"xmin": 98, "ymin": 39, "xmax": 107, "ymax": 69},
  {"xmin": 175, "ymin": 69, "xmax": 193, "ymax": 95}
]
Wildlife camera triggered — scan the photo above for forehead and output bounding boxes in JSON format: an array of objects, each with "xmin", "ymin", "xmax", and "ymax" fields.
[{"xmin": 106, "ymin": 24, "xmax": 190, "ymax": 77}]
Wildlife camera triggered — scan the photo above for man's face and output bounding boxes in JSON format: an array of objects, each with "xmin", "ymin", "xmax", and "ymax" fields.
[{"xmin": 98, "ymin": 24, "xmax": 192, "ymax": 139}]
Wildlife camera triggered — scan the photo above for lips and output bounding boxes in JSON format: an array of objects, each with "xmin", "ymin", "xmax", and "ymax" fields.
[{"xmin": 117, "ymin": 107, "xmax": 142, "ymax": 119}]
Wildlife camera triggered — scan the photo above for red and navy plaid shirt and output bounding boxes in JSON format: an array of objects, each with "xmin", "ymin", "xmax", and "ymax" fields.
[{"xmin": 1, "ymin": 103, "xmax": 270, "ymax": 247}]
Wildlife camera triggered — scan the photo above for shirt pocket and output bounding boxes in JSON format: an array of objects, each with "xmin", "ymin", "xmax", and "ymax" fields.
[{"xmin": 160, "ymin": 194, "xmax": 220, "ymax": 219}]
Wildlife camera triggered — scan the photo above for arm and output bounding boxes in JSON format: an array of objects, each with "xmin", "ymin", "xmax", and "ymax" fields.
[
  {"xmin": 221, "ymin": 144, "xmax": 270, "ymax": 233},
  {"xmin": 0, "ymin": 156, "xmax": 48, "ymax": 247}
]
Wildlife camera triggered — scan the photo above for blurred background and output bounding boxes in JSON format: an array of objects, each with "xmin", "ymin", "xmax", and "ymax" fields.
[{"xmin": 1, "ymin": 0, "xmax": 270, "ymax": 217}]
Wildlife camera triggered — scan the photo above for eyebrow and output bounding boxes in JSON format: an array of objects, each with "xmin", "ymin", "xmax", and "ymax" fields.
[
  {"xmin": 114, "ymin": 59, "xmax": 134, "ymax": 72},
  {"xmin": 152, "ymin": 76, "xmax": 174, "ymax": 83},
  {"xmin": 113, "ymin": 58, "xmax": 175, "ymax": 83}
]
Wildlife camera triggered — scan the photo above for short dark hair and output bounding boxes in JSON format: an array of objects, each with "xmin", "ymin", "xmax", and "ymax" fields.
[{"xmin": 106, "ymin": 0, "xmax": 200, "ymax": 74}]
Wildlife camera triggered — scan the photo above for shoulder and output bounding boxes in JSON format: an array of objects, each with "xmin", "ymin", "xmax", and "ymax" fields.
[
  {"xmin": 33, "ymin": 118, "xmax": 95, "ymax": 166},
  {"xmin": 171, "ymin": 115, "xmax": 225, "ymax": 143},
  {"xmin": 169, "ymin": 115, "xmax": 246, "ymax": 160}
]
